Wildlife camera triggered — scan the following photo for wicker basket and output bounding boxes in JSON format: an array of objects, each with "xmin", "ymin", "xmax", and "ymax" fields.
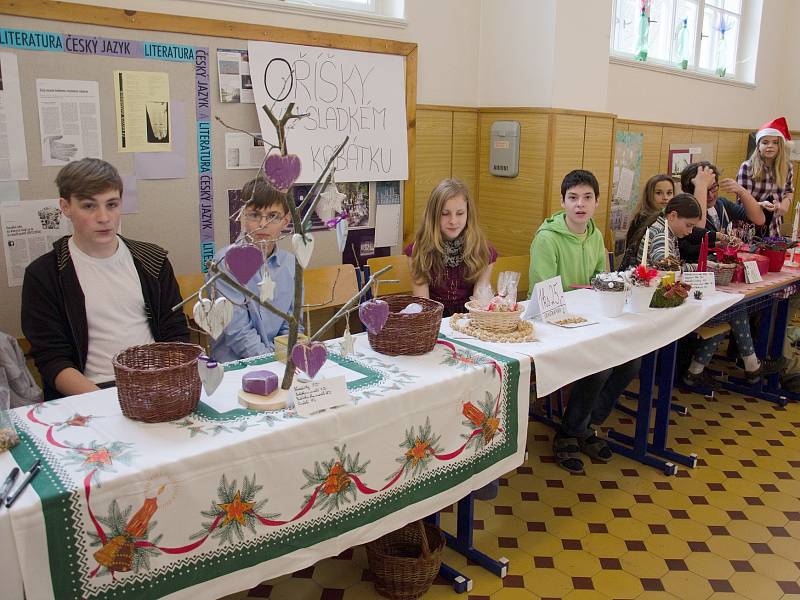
[
  {"xmin": 366, "ymin": 521, "xmax": 444, "ymax": 600},
  {"xmin": 113, "ymin": 342, "xmax": 204, "ymax": 423},
  {"xmin": 465, "ymin": 301, "xmax": 524, "ymax": 333},
  {"xmin": 367, "ymin": 295, "xmax": 443, "ymax": 356},
  {"xmin": 709, "ymin": 261, "xmax": 736, "ymax": 286}
]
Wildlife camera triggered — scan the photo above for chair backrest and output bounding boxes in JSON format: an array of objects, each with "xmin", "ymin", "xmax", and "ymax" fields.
[
  {"xmin": 303, "ymin": 264, "xmax": 359, "ymax": 311},
  {"xmin": 176, "ymin": 273, "xmax": 206, "ymax": 319},
  {"xmin": 366, "ymin": 255, "xmax": 413, "ymax": 296},
  {"xmin": 491, "ymin": 255, "xmax": 531, "ymax": 298}
]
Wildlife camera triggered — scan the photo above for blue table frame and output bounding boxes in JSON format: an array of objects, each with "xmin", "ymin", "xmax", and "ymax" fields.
[
  {"xmin": 427, "ymin": 493, "xmax": 510, "ymax": 593},
  {"xmin": 683, "ymin": 277, "xmax": 800, "ymax": 406}
]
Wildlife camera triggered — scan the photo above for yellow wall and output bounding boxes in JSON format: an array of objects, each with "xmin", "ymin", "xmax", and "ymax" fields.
[{"xmin": 414, "ymin": 107, "xmax": 771, "ymax": 256}]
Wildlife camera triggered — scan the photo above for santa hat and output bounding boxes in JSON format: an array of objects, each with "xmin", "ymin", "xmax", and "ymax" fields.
[{"xmin": 756, "ymin": 116, "xmax": 791, "ymax": 143}]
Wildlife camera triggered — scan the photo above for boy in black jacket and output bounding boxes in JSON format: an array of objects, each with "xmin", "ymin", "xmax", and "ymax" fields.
[{"xmin": 21, "ymin": 159, "xmax": 188, "ymax": 400}]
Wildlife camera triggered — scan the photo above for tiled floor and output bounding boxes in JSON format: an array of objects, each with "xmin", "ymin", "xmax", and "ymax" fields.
[{"xmin": 221, "ymin": 384, "xmax": 800, "ymax": 600}]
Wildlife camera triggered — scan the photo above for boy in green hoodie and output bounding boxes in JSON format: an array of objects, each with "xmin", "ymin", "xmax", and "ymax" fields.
[{"xmin": 530, "ymin": 170, "xmax": 640, "ymax": 474}]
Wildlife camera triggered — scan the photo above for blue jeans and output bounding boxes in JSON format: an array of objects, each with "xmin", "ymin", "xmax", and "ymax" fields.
[
  {"xmin": 694, "ymin": 309, "xmax": 755, "ymax": 367},
  {"xmin": 559, "ymin": 358, "xmax": 642, "ymax": 438}
]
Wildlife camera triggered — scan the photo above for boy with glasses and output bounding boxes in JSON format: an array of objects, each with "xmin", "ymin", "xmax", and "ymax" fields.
[{"xmin": 210, "ymin": 178, "xmax": 295, "ymax": 362}]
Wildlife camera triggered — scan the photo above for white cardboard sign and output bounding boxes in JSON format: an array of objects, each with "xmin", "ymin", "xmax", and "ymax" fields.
[
  {"xmin": 743, "ymin": 261, "xmax": 763, "ymax": 284},
  {"xmin": 292, "ymin": 375, "xmax": 350, "ymax": 417},
  {"xmin": 681, "ymin": 271, "xmax": 716, "ymax": 294},
  {"xmin": 525, "ymin": 276, "xmax": 567, "ymax": 321}
]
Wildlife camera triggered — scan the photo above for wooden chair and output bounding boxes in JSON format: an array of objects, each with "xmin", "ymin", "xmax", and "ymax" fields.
[
  {"xmin": 303, "ymin": 264, "xmax": 360, "ymax": 339},
  {"xmin": 491, "ymin": 255, "xmax": 530, "ymax": 299},
  {"xmin": 366, "ymin": 255, "xmax": 413, "ymax": 296},
  {"xmin": 176, "ymin": 273, "xmax": 208, "ymax": 348}
]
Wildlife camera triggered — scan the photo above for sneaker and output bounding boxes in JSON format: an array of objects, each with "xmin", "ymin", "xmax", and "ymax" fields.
[
  {"xmin": 681, "ymin": 369, "xmax": 721, "ymax": 391},
  {"xmin": 744, "ymin": 357, "xmax": 786, "ymax": 384}
]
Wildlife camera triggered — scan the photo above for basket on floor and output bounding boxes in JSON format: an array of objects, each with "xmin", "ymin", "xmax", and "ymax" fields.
[
  {"xmin": 366, "ymin": 521, "xmax": 444, "ymax": 600},
  {"xmin": 113, "ymin": 342, "xmax": 204, "ymax": 423},
  {"xmin": 367, "ymin": 295, "xmax": 443, "ymax": 356},
  {"xmin": 709, "ymin": 261, "xmax": 736, "ymax": 286},
  {"xmin": 465, "ymin": 300, "xmax": 524, "ymax": 333}
]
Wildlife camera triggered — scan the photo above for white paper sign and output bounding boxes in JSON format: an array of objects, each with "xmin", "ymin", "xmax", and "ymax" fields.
[
  {"xmin": 681, "ymin": 271, "xmax": 715, "ymax": 294},
  {"xmin": 526, "ymin": 276, "xmax": 567, "ymax": 321},
  {"xmin": 1, "ymin": 199, "xmax": 72, "ymax": 287},
  {"xmin": 36, "ymin": 79, "xmax": 102, "ymax": 166},
  {"xmin": 743, "ymin": 261, "xmax": 763, "ymax": 283},
  {"xmin": 248, "ymin": 41, "xmax": 409, "ymax": 183},
  {"xmin": 292, "ymin": 375, "xmax": 350, "ymax": 417},
  {"xmin": 0, "ymin": 53, "xmax": 29, "ymax": 180}
]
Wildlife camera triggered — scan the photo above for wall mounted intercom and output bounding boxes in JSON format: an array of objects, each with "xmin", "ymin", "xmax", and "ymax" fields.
[{"xmin": 489, "ymin": 120, "xmax": 520, "ymax": 177}]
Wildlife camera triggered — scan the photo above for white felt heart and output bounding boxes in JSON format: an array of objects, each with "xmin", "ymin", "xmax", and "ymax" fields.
[
  {"xmin": 198, "ymin": 359, "xmax": 224, "ymax": 396},
  {"xmin": 291, "ymin": 233, "xmax": 315, "ymax": 268},
  {"xmin": 207, "ymin": 297, "xmax": 233, "ymax": 339},
  {"xmin": 192, "ymin": 298, "xmax": 213, "ymax": 336}
]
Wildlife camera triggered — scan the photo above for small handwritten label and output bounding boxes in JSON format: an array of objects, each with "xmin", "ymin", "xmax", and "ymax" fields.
[
  {"xmin": 743, "ymin": 261, "xmax": 763, "ymax": 284},
  {"xmin": 292, "ymin": 375, "xmax": 350, "ymax": 417},
  {"xmin": 526, "ymin": 276, "xmax": 567, "ymax": 321},
  {"xmin": 681, "ymin": 271, "xmax": 715, "ymax": 294}
]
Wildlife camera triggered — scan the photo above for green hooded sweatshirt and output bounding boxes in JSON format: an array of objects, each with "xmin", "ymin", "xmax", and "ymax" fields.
[{"xmin": 528, "ymin": 211, "xmax": 608, "ymax": 295}]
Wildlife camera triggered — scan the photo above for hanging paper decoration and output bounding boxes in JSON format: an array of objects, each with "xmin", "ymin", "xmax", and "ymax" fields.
[
  {"xmin": 263, "ymin": 153, "xmax": 302, "ymax": 191},
  {"xmin": 676, "ymin": 17, "xmax": 690, "ymax": 69},
  {"xmin": 714, "ymin": 15, "xmax": 731, "ymax": 77},
  {"xmin": 225, "ymin": 244, "xmax": 264, "ymax": 284},
  {"xmin": 291, "ymin": 342, "xmax": 328, "ymax": 379},
  {"xmin": 635, "ymin": 0, "xmax": 650, "ymax": 61},
  {"xmin": 359, "ymin": 299, "xmax": 390, "ymax": 334},
  {"xmin": 291, "ymin": 233, "xmax": 315, "ymax": 268},
  {"xmin": 198, "ymin": 356, "xmax": 224, "ymax": 395},
  {"xmin": 259, "ymin": 271, "xmax": 276, "ymax": 302},
  {"xmin": 316, "ymin": 183, "xmax": 347, "ymax": 223}
]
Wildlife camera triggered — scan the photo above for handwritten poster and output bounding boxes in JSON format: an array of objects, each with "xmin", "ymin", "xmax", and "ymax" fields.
[{"xmin": 247, "ymin": 41, "xmax": 408, "ymax": 183}]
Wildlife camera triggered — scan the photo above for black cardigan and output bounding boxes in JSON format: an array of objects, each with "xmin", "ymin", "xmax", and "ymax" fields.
[{"xmin": 21, "ymin": 236, "xmax": 189, "ymax": 400}]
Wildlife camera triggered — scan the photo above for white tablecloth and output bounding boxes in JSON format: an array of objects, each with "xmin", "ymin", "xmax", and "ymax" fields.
[
  {"xmin": 0, "ymin": 335, "xmax": 529, "ymax": 600},
  {"xmin": 441, "ymin": 289, "xmax": 742, "ymax": 397}
]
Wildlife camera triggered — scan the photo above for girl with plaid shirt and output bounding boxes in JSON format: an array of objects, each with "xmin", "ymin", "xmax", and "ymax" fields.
[{"xmin": 737, "ymin": 117, "xmax": 795, "ymax": 237}]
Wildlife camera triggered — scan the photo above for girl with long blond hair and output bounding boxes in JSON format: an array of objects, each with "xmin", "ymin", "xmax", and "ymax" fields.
[
  {"xmin": 737, "ymin": 117, "xmax": 795, "ymax": 237},
  {"xmin": 405, "ymin": 179, "xmax": 497, "ymax": 316}
]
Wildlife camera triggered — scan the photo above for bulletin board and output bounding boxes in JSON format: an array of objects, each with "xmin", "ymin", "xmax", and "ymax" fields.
[{"xmin": 0, "ymin": 0, "xmax": 417, "ymax": 337}]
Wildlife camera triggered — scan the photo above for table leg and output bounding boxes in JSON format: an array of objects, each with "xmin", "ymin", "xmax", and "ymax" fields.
[
  {"xmin": 427, "ymin": 494, "xmax": 510, "ymax": 593},
  {"xmin": 607, "ymin": 345, "xmax": 697, "ymax": 474},
  {"xmin": 711, "ymin": 297, "xmax": 791, "ymax": 406}
]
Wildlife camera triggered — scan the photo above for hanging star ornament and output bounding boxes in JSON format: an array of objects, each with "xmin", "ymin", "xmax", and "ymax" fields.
[
  {"xmin": 259, "ymin": 271, "xmax": 276, "ymax": 302},
  {"xmin": 316, "ymin": 182, "xmax": 347, "ymax": 223},
  {"xmin": 341, "ymin": 327, "xmax": 355, "ymax": 356}
]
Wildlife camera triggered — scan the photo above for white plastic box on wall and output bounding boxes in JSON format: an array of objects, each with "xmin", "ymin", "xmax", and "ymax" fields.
[{"xmin": 489, "ymin": 120, "xmax": 520, "ymax": 177}]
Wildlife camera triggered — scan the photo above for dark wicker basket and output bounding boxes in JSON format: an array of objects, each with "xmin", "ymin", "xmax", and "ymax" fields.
[
  {"xmin": 367, "ymin": 295, "xmax": 443, "ymax": 356},
  {"xmin": 709, "ymin": 261, "xmax": 736, "ymax": 286},
  {"xmin": 113, "ymin": 342, "xmax": 204, "ymax": 423},
  {"xmin": 366, "ymin": 521, "xmax": 444, "ymax": 600}
]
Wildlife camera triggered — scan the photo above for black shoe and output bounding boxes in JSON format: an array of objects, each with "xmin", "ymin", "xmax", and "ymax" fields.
[
  {"xmin": 745, "ymin": 357, "xmax": 786, "ymax": 384},
  {"xmin": 681, "ymin": 370, "xmax": 721, "ymax": 391}
]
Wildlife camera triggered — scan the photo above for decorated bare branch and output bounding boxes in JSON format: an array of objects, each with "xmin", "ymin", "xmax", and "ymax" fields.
[
  {"xmin": 309, "ymin": 265, "xmax": 392, "ymax": 343},
  {"xmin": 262, "ymin": 102, "xmax": 309, "ymax": 156}
]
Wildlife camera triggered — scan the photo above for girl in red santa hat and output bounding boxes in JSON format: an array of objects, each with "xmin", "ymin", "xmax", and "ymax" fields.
[{"xmin": 737, "ymin": 117, "xmax": 795, "ymax": 237}]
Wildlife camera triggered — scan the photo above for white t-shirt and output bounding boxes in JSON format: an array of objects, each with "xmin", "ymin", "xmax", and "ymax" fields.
[{"xmin": 69, "ymin": 237, "xmax": 155, "ymax": 383}]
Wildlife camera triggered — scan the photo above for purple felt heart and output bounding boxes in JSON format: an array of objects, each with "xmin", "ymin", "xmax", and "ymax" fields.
[
  {"xmin": 264, "ymin": 153, "xmax": 302, "ymax": 191},
  {"xmin": 359, "ymin": 299, "xmax": 390, "ymax": 334},
  {"xmin": 225, "ymin": 244, "xmax": 263, "ymax": 285},
  {"xmin": 291, "ymin": 342, "xmax": 328, "ymax": 379}
]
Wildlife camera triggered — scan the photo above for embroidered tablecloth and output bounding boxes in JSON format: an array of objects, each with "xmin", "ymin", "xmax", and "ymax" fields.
[
  {"xmin": 0, "ymin": 335, "xmax": 529, "ymax": 600},
  {"xmin": 441, "ymin": 288, "xmax": 742, "ymax": 397}
]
